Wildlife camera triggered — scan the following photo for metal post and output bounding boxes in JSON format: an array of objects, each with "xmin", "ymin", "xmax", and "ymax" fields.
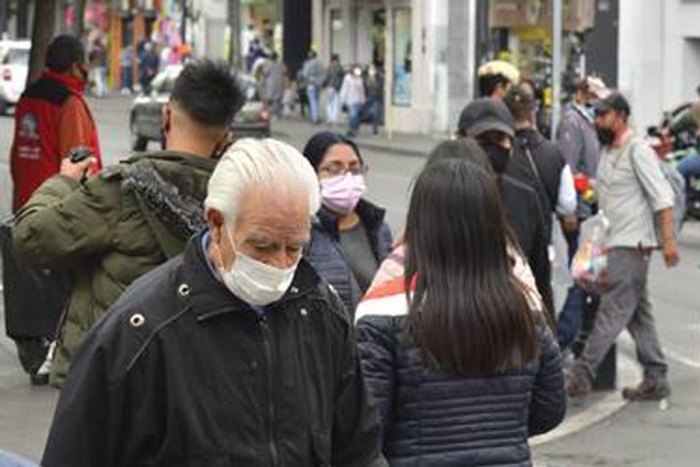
[
  {"xmin": 228, "ymin": 0, "xmax": 240, "ymax": 67},
  {"xmin": 181, "ymin": 0, "xmax": 188, "ymax": 44},
  {"xmin": 551, "ymin": 0, "xmax": 563, "ymax": 140}
]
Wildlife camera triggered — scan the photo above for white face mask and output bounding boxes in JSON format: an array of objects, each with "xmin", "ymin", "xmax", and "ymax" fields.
[{"xmin": 218, "ymin": 226, "xmax": 299, "ymax": 307}]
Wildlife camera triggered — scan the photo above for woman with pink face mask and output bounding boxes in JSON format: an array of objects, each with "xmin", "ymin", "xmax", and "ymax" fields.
[{"xmin": 302, "ymin": 132, "xmax": 393, "ymax": 316}]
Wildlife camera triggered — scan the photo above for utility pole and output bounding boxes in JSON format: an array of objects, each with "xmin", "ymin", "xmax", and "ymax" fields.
[
  {"xmin": 181, "ymin": 0, "xmax": 188, "ymax": 44},
  {"xmin": 27, "ymin": 0, "xmax": 57, "ymax": 85},
  {"xmin": 73, "ymin": 0, "xmax": 87, "ymax": 38},
  {"xmin": 0, "ymin": 0, "xmax": 7, "ymax": 38},
  {"xmin": 551, "ymin": 0, "xmax": 563, "ymax": 140},
  {"xmin": 228, "ymin": 0, "xmax": 240, "ymax": 66}
]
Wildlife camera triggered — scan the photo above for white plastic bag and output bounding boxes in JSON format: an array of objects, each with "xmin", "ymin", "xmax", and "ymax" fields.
[{"xmin": 571, "ymin": 211, "xmax": 609, "ymax": 292}]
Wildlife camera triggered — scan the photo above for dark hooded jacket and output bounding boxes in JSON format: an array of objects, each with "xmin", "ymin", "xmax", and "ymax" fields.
[
  {"xmin": 506, "ymin": 128, "xmax": 567, "ymax": 244},
  {"xmin": 41, "ymin": 236, "xmax": 387, "ymax": 467},
  {"xmin": 12, "ymin": 151, "xmax": 215, "ymax": 387},
  {"xmin": 305, "ymin": 200, "xmax": 392, "ymax": 316}
]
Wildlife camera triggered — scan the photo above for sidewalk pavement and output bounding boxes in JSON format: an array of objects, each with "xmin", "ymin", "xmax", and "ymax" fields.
[{"xmin": 271, "ymin": 116, "xmax": 447, "ymax": 158}]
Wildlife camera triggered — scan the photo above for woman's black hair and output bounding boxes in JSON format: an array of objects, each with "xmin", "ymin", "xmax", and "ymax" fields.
[
  {"xmin": 302, "ymin": 131, "xmax": 363, "ymax": 171},
  {"xmin": 404, "ymin": 141, "xmax": 538, "ymax": 375}
]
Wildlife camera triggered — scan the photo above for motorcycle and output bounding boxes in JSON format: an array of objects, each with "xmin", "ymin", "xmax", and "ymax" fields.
[{"xmin": 647, "ymin": 103, "xmax": 700, "ymax": 221}]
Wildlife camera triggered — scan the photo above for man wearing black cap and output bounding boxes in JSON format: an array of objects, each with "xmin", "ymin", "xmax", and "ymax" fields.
[
  {"xmin": 457, "ymin": 98, "xmax": 553, "ymax": 322},
  {"xmin": 567, "ymin": 92, "xmax": 679, "ymax": 400}
]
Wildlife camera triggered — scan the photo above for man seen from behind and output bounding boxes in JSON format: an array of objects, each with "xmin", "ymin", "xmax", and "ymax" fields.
[{"xmin": 12, "ymin": 60, "xmax": 244, "ymax": 387}]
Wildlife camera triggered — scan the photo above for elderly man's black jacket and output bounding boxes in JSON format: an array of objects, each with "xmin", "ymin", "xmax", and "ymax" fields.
[{"xmin": 42, "ymin": 235, "xmax": 387, "ymax": 467}]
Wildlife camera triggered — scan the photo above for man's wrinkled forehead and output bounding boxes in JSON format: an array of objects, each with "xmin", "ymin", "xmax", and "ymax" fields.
[{"xmin": 236, "ymin": 186, "xmax": 310, "ymax": 229}]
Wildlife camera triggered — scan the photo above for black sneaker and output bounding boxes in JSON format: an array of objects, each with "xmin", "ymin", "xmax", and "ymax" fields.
[
  {"xmin": 30, "ymin": 373, "xmax": 49, "ymax": 386},
  {"xmin": 622, "ymin": 378, "xmax": 671, "ymax": 401}
]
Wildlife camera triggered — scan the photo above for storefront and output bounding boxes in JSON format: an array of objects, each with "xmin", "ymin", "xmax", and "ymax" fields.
[
  {"xmin": 479, "ymin": 0, "xmax": 596, "ymax": 133},
  {"xmin": 314, "ymin": 0, "xmax": 449, "ymax": 134}
]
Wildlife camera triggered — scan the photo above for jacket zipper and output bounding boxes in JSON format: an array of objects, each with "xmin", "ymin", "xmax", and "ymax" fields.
[{"xmin": 259, "ymin": 315, "xmax": 279, "ymax": 467}]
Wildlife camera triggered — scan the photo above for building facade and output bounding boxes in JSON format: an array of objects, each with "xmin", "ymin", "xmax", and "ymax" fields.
[
  {"xmin": 312, "ymin": 0, "xmax": 477, "ymax": 134},
  {"xmin": 618, "ymin": 0, "xmax": 700, "ymax": 131}
]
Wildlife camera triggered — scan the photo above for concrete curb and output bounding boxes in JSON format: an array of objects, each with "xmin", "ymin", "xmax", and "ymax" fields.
[{"xmin": 530, "ymin": 352, "xmax": 639, "ymax": 447}]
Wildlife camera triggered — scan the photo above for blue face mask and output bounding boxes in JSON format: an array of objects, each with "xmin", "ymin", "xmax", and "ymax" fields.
[{"xmin": 584, "ymin": 105, "xmax": 596, "ymax": 120}]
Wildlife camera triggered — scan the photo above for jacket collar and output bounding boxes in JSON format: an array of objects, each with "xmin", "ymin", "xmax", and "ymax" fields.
[
  {"xmin": 514, "ymin": 127, "xmax": 544, "ymax": 149},
  {"xmin": 181, "ymin": 233, "xmax": 323, "ymax": 322},
  {"xmin": 125, "ymin": 150, "xmax": 218, "ymax": 172},
  {"xmin": 315, "ymin": 199, "xmax": 386, "ymax": 238},
  {"xmin": 42, "ymin": 70, "xmax": 86, "ymax": 94}
]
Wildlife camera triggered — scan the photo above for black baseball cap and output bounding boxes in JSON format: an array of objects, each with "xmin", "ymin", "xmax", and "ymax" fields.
[
  {"xmin": 457, "ymin": 98, "xmax": 515, "ymax": 139},
  {"xmin": 595, "ymin": 92, "xmax": 631, "ymax": 117}
]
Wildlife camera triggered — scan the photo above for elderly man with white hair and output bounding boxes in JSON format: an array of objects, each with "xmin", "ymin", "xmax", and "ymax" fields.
[{"xmin": 42, "ymin": 138, "xmax": 388, "ymax": 467}]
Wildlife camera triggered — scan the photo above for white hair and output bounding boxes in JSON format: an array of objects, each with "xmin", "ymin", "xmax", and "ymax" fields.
[{"xmin": 204, "ymin": 138, "xmax": 321, "ymax": 226}]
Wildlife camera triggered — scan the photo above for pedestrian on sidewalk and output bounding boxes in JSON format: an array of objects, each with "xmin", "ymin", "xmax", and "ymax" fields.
[
  {"xmin": 364, "ymin": 63, "xmax": 383, "ymax": 135},
  {"xmin": 567, "ymin": 92, "xmax": 680, "ymax": 401},
  {"xmin": 41, "ymin": 138, "xmax": 387, "ymax": 467},
  {"xmin": 457, "ymin": 98, "xmax": 551, "ymax": 327},
  {"xmin": 262, "ymin": 52, "xmax": 285, "ymax": 119},
  {"xmin": 478, "ymin": 60, "xmax": 520, "ymax": 100},
  {"xmin": 302, "ymin": 132, "xmax": 392, "ymax": 314},
  {"xmin": 6, "ymin": 35, "xmax": 103, "ymax": 385},
  {"xmin": 138, "ymin": 42, "xmax": 159, "ymax": 94},
  {"xmin": 555, "ymin": 76, "xmax": 608, "ymax": 351},
  {"xmin": 295, "ymin": 69, "xmax": 308, "ymax": 118},
  {"xmin": 503, "ymin": 87, "xmax": 577, "ymax": 323},
  {"xmin": 301, "ymin": 50, "xmax": 325, "ymax": 123},
  {"xmin": 356, "ymin": 142, "xmax": 565, "ymax": 466},
  {"xmin": 88, "ymin": 39, "xmax": 108, "ymax": 97},
  {"xmin": 323, "ymin": 54, "xmax": 344, "ymax": 125},
  {"xmin": 12, "ymin": 61, "xmax": 244, "ymax": 388},
  {"xmin": 340, "ymin": 66, "xmax": 366, "ymax": 138},
  {"xmin": 119, "ymin": 43, "xmax": 134, "ymax": 94}
]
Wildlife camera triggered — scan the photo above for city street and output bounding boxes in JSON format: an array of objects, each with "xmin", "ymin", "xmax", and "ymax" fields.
[{"xmin": 0, "ymin": 96, "xmax": 699, "ymax": 465}]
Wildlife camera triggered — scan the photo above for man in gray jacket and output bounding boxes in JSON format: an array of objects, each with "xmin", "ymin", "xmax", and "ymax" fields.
[
  {"xmin": 555, "ymin": 77, "xmax": 608, "ymax": 352},
  {"xmin": 567, "ymin": 93, "xmax": 679, "ymax": 401},
  {"xmin": 302, "ymin": 50, "xmax": 325, "ymax": 123}
]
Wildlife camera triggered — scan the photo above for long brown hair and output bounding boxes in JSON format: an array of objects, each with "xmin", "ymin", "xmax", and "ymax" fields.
[{"xmin": 404, "ymin": 141, "xmax": 538, "ymax": 375}]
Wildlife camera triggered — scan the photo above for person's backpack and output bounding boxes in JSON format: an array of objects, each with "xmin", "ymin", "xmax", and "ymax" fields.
[
  {"xmin": 626, "ymin": 139, "xmax": 686, "ymax": 241},
  {"xmin": 657, "ymin": 159, "xmax": 686, "ymax": 237}
]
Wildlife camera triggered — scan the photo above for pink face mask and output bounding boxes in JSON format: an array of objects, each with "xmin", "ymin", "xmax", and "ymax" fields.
[{"xmin": 319, "ymin": 173, "xmax": 367, "ymax": 214}]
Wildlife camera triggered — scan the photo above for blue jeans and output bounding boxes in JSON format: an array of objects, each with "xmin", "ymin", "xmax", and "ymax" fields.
[
  {"xmin": 368, "ymin": 100, "xmax": 381, "ymax": 133},
  {"xmin": 677, "ymin": 152, "xmax": 700, "ymax": 183},
  {"xmin": 348, "ymin": 103, "xmax": 361, "ymax": 136},
  {"xmin": 306, "ymin": 87, "xmax": 320, "ymax": 123},
  {"xmin": 121, "ymin": 66, "xmax": 132, "ymax": 91},
  {"xmin": 325, "ymin": 88, "xmax": 339, "ymax": 123},
  {"xmin": 558, "ymin": 228, "xmax": 586, "ymax": 350}
]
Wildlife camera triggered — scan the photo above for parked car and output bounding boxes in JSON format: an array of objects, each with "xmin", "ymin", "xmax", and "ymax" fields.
[
  {"xmin": 0, "ymin": 40, "xmax": 30, "ymax": 115},
  {"xmin": 129, "ymin": 65, "xmax": 270, "ymax": 151}
]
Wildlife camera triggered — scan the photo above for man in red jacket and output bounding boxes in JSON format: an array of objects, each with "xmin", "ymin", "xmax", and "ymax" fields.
[
  {"xmin": 7, "ymin": 35, "xmax": 102, "ymax": 385},
  {"xmin": 10, "ymin": 34, "xmax": 102, "ymax": 211}
]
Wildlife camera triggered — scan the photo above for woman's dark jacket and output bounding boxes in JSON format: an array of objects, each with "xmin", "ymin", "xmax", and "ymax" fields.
[
  {"xmin": 42, "ymin": 236, "xmax": 387, "ymax": 467},
  {"xmin": 305, "ymin": 200, "xmax": 393, "ymax": 315},
  {"xmin": 356, "ymin": 309, "xmax": 566, "ymax": 467}
]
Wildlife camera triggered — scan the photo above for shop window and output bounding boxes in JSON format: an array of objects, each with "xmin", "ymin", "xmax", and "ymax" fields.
[{"xmin": 392, "ymin": 8, "xmax": 412, "ymax": 107}]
